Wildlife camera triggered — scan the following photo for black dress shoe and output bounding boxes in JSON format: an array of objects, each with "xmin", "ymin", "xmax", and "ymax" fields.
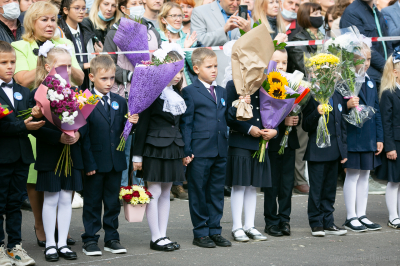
[
  {"xmin": 44, "ymin": 246, "xmax": 59, "ymax": 262},
  {"xmin": 57, "ymin": 246, "xmax": 77, "ymax": 260},
  {"xmin": 34, "ymin": 226, "xmax": 46, "ymax": 247},
  {"xmin": 224, "ymin": 186, "xmax": 232, "ymax": 197},
  {"xmin": 150, "ymin": 238, "xmax": 175, "ymax": 251},
  {"xmin": 279, "ymin": 222, "xmax": 291, "ymax": 236},
  {"xmin": 21, "ymin": 198, "xmax": 32, "ymax": 211},
  {"xmin": 67, "ymin": 238, "xmax": 76, "ymax": 246},
  {"xmin": 163, "ymin": 237, "xmax": 180, "ymax": 250},
  {"xmin": 358, "ymin": 215, "xmax": 382, "ymax": 231},
  {"xmin": 265, "ymin": 225, "xmax": 283, "ymax": 237},
  {"xmin": 192, "ymin": 236, "xmax": 216, "ymax": 248},
  {"xmin": 210, "ymin": 234, "xmax": 232, "ymax": 247}
]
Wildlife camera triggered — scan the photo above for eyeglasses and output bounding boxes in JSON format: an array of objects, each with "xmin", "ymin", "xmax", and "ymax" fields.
[
  {"xmin": 71, "ymin": 7, "xmax": 87, "ymax": 12},
  {"xmin": 167, "ymin": 14, "xmax": 183, "ymax": 19}
]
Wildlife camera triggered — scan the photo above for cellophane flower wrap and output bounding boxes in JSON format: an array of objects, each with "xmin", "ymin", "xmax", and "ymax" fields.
[
  {"xmin": 113, "ymin": 17, "xmax": 150, "ymax": 68},
  {"xmin": 0, "ymin": 104, "xmax": 13, "ymax": 119},
  {"xmin": 277, "ymin": 79, "xmax": 312, "ymax": 154},
  {"xmin": 305, "ymin": 52, "xmax": 341, "ymax": 148},
  {"xmin": 119, "ymin": 185, "xmax": 153, "ymax": 205},
  {"xmin": 117, "ymin": 44, "xmax": 185, "ymax": 151},
  {"xmin": 34, "ymin": 66, "xmax": 88, "ymax": 176},
  {"xmin": 254, "ymin": 61, "xmax": 296, "ymax": 162},
  {"xmin": 324, "ymin": 26, "xmax": 375, "ymax": 127}
]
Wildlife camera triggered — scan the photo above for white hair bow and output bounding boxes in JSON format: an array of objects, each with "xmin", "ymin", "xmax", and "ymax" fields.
[{"xmin": 38, "ymin": 40, "xmax": 74, "ymax": 58}]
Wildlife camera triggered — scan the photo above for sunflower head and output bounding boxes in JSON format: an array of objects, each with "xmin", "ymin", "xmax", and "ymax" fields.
[
  {"xmin": 268, "ymin": 83, "xmax": 287, "ymax": 99},
  {"xmin": 268, "ymin": 71, "xmax": 289, "ymax": 88}
]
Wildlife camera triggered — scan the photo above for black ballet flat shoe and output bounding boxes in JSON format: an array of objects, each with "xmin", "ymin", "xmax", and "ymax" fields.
[
  {"xmin": 358, "ymin": 216, "xmax": 382, "ymax": 231},
  {"xmin": 57, "ymin": 245, "xmax": 77, "ymax": 260},
  {"xmin": 388, "ymin": 218, "xmax": 400, "ymax": 229},
  {"xmin": 163, "ymin": 237, "xmax": 180, "ymax": 250},
  {"xmin": 44, "ymin": 246, "xmax": 59, "ymax": 262},
  {"xmin": 343, "ymin": 217, "xmax": 368, "ymax": 232},
  {"xmin": 34, "ymin": 226, "xmax": 46, "ymax": 247},
  {"xmin": 67, "ymin": 238, "xmax": 76, "ymax": 246},
  {"xmin": 150, "ymin": 238, "xmax": 175, "ymax": 252}
]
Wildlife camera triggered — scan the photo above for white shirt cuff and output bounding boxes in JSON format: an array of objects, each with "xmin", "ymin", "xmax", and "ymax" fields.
[
  {"xmin": 132, "ymin": 156, "xmax": 142, "ymax": 163},
  {"xmin": 247, "ymin": 125, "xmax": 253, "ymax": 135}
]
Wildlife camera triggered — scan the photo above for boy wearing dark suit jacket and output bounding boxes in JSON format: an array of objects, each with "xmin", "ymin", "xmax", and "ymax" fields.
[
  {"xmin": 180, "ymin": 48, "xmax": 231, "ymax": 248},
  {"xmin": 81, "ymin": 55, "xmax": 138, "ymax": 256},
  {"xmin": 0, "ymin": 41, "xmax": 43, "ymax": 266},
  {"xmin": 302, "ymin": 91, "xmax": 348, "ymax": 237}
]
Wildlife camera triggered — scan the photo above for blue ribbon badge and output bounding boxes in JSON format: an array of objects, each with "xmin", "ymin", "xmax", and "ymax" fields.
[
  {"xmin": 367, "ymin": 81, "xmax": 374, "ymax": 88},
  {"xmin": 111, "ymin": 101, "xmax": 119, "ymax": 110},
  {"xmin": 221, "ymin": 98, "xmax": 226, "ymax": 106},
  {"xmin": 338, "ymin": 103, "xmax": 342, "ymax": 112},
  {"xmin": 13, "ymin": 92, "xmax": 23, "ymax": 101}
]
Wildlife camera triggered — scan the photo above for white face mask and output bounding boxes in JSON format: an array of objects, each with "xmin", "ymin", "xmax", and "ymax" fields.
[
  {"xmin": 127, "ymin": 5, "xmax": 145, "ymax": 20},
  {"xmin": 281, "ymin": 6, "xmax": 297, "ymax": 22},
  {"xmin": 0, "ymin": 2, "xmax": 20, "ymax": 20}
]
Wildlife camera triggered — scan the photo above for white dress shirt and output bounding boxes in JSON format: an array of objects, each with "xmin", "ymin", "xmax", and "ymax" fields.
[
  {"xmin": 199, "ymin": 79, "xmax": 218, "ymax": 103},
  {"xmin": 0, "ymin": 78, "xmax": 14, "ymax": 107},
  {"xmin": 93, "ymin": 88, "xmax": 110, "ymax": 105}
]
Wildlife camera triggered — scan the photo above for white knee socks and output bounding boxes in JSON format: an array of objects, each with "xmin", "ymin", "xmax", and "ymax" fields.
[
  {"xmin": 146, "ymin": 182, "xmax": 173, "ymax": 245},
  {"xmin": 386, "ymin": 182, "xmax": 400, "ymax": 225},
  {"xmin": 42, "ymin": 190, "xmax": 73, "ymax": 255},
  {"xmin": 231, "ymin": 186, "xmax": 257, "ymax": 236},
  {"xmin": 343, "ymin": 169, "xmax": 371, "ymax": 226}
]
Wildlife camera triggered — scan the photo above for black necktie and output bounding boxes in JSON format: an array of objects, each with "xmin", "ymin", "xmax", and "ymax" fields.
[
  {"xmin": 74, "ymin": 32, "xmax": 83, "ymax": 62},
  {"xmin": 1, "ymin": 82, "xmax": 12, "ymax": 88},
  {"xmin": 102, "ymin": 95, "xmax": 110, "ymax": 114}
]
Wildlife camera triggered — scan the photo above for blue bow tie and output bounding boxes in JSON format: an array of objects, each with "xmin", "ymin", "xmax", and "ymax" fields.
[{"xmin": 393, "ymin": 46, "xmax": 400, "ymax": 63}]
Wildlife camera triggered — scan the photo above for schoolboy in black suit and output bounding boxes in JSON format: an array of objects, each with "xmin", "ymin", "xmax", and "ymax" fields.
[
  {"xmin": 0, "ymin": 41, "xmax": 43, "ymax": 266},
  {"xmin": 81, "ymin": 55, "xmax": 138, "ymax": 256},
  {"xmin": 302, "ymin": 91, "xmax": 348, "ymax": 237},
  {"xmin": 180, "ymin": 48, "xmax": 231, "ymax": 248}
]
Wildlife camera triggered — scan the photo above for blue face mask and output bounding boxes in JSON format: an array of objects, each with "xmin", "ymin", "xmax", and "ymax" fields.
[
  {"xmin": 166, "ymin": 22, "xmax": 183, "ymax": 34},
  {"xmin": 98, "ymin": 10, "xmax": 114, "ymax": 21}
]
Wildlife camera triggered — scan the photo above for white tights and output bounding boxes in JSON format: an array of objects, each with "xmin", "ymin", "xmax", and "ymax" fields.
[
  {"xmin": 343, "ymin": 169, "xmax": 373, "ymax": 226},
  {"xmin": 385, "ymin": 182, "xmax": 400, "ymax": 225},
  {"xmin": 42, "ymin": 190, "xmax": 73, "ymax": 254},
  {"xmin": 146, "ymin": 182, "xmax": 173, "ymax": 245},
  {"xmin": 231, "ymin": 186, "xmax": 257, "ymax": 236}
]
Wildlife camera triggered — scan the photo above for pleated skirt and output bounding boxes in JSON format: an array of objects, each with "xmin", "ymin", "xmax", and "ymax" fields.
[
  {"xmin": 142, "ymin": 143, "xmax": 186, "ymax": 183},
  {"xmin": 376, "ymin": 142, "xmax": 400, "ymax": 182},
  {"xmin": 225, "ymin": 147, "xmax": 272, "ymax": 188},
  {"xmin": 344, "ymin": 151, "xmax": 382, "ymax": 170},
  {"xmin": 36, "ymin": 168, "xmax": 83, "ymax": 192}
]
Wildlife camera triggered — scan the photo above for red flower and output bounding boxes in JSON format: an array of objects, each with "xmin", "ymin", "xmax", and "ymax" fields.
[
  {"xmin": 132, "ymin": 191, "xmax": 140, "ymax": 197},
  {"xmin": 146, "ymin": 191, "xmax": 152, "ymax": 197},
  {"xmin": 122, "ymin": 194, "xmax": 133, "ymax": 203}
]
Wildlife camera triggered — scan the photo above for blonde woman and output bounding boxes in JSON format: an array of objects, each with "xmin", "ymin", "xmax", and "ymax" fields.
[
  {"xmin": 11, "ymin": 1, "xmax": 83, "ymax": 249},
  {"xmin": 81, "ymin": 0, "xmax": 122, "ymax": 48},
  {"xmin": 253, "ymin": 0, "xmax": 287, "ymax": 42},
  {"xmin": 377, "ymin": 47, "xmax": 400, "ymax": 229}
]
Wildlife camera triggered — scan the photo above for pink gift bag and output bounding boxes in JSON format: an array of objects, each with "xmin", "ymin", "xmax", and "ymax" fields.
[{"xmin": 123, "ymin": 202, "xmax": 147, "ymax": 222}]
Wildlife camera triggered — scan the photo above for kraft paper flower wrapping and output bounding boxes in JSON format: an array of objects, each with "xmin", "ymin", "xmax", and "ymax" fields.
[
  {"xmin": 231, "ymin": 23, "xmax": 274, "ymax": 121},
  {"xmin": 113, "ymin": 17, "xmax": 150, "ymax": 67}
]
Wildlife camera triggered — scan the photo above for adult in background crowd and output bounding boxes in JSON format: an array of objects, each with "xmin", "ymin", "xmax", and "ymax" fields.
[
  {"xmin": 11, "ymin": 1, "xmax": 84, "ymax": 247},
  {"xmin": 143, "ymin": 0, "xmax": 163, "ymax": 28},
  {"xmin": 191, "ymin": 0, "xmax": 251, "ymax": 47},
  {"xmin": 382, "ymin": 0, "xmax": 400, "ymax": 49},
  {"xmin": 324, "ymin": 5, "xmax": 333, "ymax": 31},
  {"xmin": 0, "ymin": 0, "xmax": 24, "ymax": 43},
  {"xmin": 330, "ymin": 0, "xmax": 352, "ymax": 31},
  {"xmin": 376, "ymin": 0, "xmax": 391, "ymax": 10},
  {"xmin": 280, "ymin": 0, "xmax": 301, "ymax": 41},
  {"xmin": 240, "ymin": 0, "xmax": 254, "ymax": 17},
  {"xmin": 81, "ymin": 0, "xmax": 121, "ymax": 47},
  {"xmin": 177, "ymin": 0, "xmax": 196, "ymax": 34},
  {"xmin": 310, "ymin": 0, "xmax": 334, "ymax": 15},
  {"xmin": 340, "ymin": 0, "xmax": 393, "ymax": 88},
  {"xmin": 19, "ymin": 0, "xmax": 33, "ymax": 12},
  {"xmin": 253, "ymin": 0, "xmax": 287, "ymax": 42}
]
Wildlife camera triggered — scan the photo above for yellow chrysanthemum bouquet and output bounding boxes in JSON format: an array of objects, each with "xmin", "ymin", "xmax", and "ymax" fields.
[{"xmin": 305, "ymin": 52, "xmax": 341, "ymax": 148}]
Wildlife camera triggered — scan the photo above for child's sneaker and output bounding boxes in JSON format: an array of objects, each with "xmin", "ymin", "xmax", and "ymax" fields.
[
  {"xmin": 0, "ymin": 245, "xmax": 12, "ymax": 266},
  {"xmin": 7, "ymin": 244, "xmax": 35, "ymax": 266}
]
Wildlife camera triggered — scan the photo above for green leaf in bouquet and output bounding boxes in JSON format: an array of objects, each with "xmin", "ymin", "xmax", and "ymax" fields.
[
  {"xmin": 240, "ymin": 28, "xmax": 246, "ymax": 36},
  {"xmin": 286, "ymin": 93, "xmax": 300, "ymax": 99}
]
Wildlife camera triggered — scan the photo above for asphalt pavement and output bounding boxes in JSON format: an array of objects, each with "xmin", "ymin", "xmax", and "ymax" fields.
[{"xmin": 18, "ymin": 191, "xmax": 400, "ymax": 266}]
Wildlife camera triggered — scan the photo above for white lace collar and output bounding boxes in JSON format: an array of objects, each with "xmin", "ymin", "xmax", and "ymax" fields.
[{"xmin": 160, "ymin": 86, "xmax": 187, "ymax": 116}]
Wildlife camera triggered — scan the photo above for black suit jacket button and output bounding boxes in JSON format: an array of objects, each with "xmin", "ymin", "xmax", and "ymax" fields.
[
  {"xmin": 111, "ymin": 143, "xmax": 114, "ymax": 146},
  {"xmin": 172, "ymin": 125, "xmax": 174, "ymax": 128},
  {"xmin": 111, "ymin": 130, "xmax": 114, "ymax": 133},
  {"xmin": 218, "ymin": 119, "xmax": 220, "ymax": 122},
  {"xmin": 218, "ymin": 131, "xmax": 220, "ymax": 134}
]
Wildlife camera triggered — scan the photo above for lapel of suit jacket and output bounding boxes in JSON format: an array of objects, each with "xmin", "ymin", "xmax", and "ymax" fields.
[
  {"xmin": 394, "ymin": 4, "xmax": 400, "ymax": 25},
  {"xmin": 110, "ymin": 93, "xmax": 116, "ymax": 126},
  {"xmin": 92, "ymin": 90, "xmax": 110, "ymax": 124},
  {"xmin": 0, "ymin": 86, "xmax": 15, "ymax": 112},
  {"xmin": 394, "ymin": 87, "xmax": 400, "ymax": 101},
  {"xmin": 195, "ymin": 79, "xmax": 217, "ymax": 105},
  {"xmin": 359, "ymin": 82, "xmax": 368, "ymax": 105},
  {"xmin": 12, "ymin": 83, "xmax": 21, "ymax": 113},
  {"xmin": 216, "ymin": 86, "xmax": 223, "ymax": 108},
  {"xmin": 210, "ymin": 1, "xmax": 226, "ymax": 28}
]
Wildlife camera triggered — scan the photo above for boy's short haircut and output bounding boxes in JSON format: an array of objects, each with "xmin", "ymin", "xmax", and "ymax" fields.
[
  {"xmin": 90, "ymin": 55, "xmax": 116, "ymax": 75},
  {"xmin": 0, "ymin": 41, "xmax": 15, "ymax": 55},
  {"xmin": 191, "ymin": 48, "xmax": 217, "ymax": 67}
]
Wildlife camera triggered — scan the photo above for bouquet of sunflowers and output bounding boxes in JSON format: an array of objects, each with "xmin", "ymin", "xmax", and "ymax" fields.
[
  {"xmin": 253, "ymin": 61, "xmax": 296, "ymax": 162},
  {"xmin": 304, "ymin": 52, "xmax": 341, "ymax": 148}
]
